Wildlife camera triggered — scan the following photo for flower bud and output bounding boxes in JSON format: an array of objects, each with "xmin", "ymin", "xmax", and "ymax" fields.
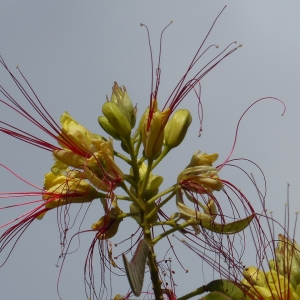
[
  {"xmin": 98, "ymin": 116, "xmax": 121, "ymax": 140},
  {"xmin": 144, "ymin": 175, "xmax": 163, "ymax": 200},
  {"xmin": 142, "ymin": 106, "xmax": 170, "ymax": 159},
  {"xmin": 102, "ymin": 102, "xmax": 131, "ymax": 139},
  {"xmin": 164, "ymin": 109, "xmax": 192, "ymax": 149},
  {"xmin": 109, "ymin": 82, "xmax": 137, "ymax": 129}
]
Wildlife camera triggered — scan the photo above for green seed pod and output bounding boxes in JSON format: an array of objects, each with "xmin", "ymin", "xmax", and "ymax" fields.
[
  {"xmin": 98, "ymin": 116, "xmax": 121, "ymax": 140},
  {"xmin": 102, "ymin": 102, "xmax": 131, "ymax": 139},
  {"xmin": 164, "ymin": 109, "xmax": 192, "ymax": 149}
]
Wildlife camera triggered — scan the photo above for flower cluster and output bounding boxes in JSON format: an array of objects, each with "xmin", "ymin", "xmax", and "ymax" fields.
[{"xmin": 0, "ymin": 10, "xmax": 280, "ymax": 300}]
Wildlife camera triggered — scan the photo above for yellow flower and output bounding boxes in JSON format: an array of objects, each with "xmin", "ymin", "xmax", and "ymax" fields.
[
  {"xmin": 42, "ymin": 171, "xmax": 101, "ymax": 209},
  {"xmin": 52, "ymin": 112, "xmax": 106, "ymax": 174},
  {"xmin": 178, "ymin": 151, "xmax": 223, "ymax": 194},
  {"xmin": 269, "ymin": 234, "xmax": 300, "ymax": 289},
  {"xmin": 243, "ymin": 268, "xmax": 300, "ymax": 300},
  {"xmin": 58, "ymin": 111, "xmax": 103, "ymax": 154},
  {"xmin": 53, "ymin": 138, "xmax": 123, "ymax": 188},
  {"xmin": 178, "ymin": 165, "xmax": 223, "ymax": 194},
  {"xmin": 171, "ymin": 152, "xmax": 223, "ymax": 233}
]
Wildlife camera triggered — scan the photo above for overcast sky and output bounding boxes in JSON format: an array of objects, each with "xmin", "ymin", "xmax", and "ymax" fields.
[{"xmin": 1, "ymin": 2, "xmax": 300, "ymax": 300}]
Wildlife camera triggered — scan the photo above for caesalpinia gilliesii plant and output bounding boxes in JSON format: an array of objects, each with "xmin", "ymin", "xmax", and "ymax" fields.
[{"xmin": 0, "ymin": 7, "xmax": 286, "ymax": 300}]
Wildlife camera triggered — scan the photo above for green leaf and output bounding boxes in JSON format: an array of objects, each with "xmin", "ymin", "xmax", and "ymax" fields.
[
  {"xmin": 206, "ymin": 279, "xmax": 246, "ymax": 300},
  {"xmin": 122, "ymin": 239, "xmax": 150, "ymax": 296},
  {"xmin": 200, "ymin": 214, "xmax": 255, "ymax": 234}
]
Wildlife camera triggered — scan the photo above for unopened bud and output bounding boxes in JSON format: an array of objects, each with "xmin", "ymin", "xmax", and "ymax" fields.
[
  {"xmin": 142, "ymin": 107, "xmax": 170, "ymax": 159},
  {"xmin": 98, "ymin": 116, "xmax": 121, "ymax": 140},
  {"xmin": 109, "ymin": 82, "xmax": 136, "ymax": 128},
  {"xmin": 144, "ymin": 175, "xmax": 163, "ymax": 200},
  {"xmin": 164, "ymin": 109, "xmax": 192, "ymax": 149},
  {"xmin": 102, "ymin": 102, "xmax": 131, "ymax": 139}
]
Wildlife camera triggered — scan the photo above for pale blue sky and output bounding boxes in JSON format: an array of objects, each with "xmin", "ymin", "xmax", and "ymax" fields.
[{"xmin": 1, "ymin": 2, "xmax": 300, "ymax": 299}]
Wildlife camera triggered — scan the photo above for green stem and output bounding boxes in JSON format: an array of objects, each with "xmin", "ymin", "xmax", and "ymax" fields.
[
  {"xmin": 95, "ymin": 191, "xmax": 108, "ymax": 199},
  {"xmin": 134, "ymin": 135, "xmax": 142, "ymax": 155},
  {"xmin": 177, "ymin": 285, "xmax": 207, "ymax": 300},
  {"xmin": 151, "ymin": 146, "xmax": 171, "ymax": 170},
  {"xmin": 113, "ymin": 151, "xmax": 131, "ymax": 164},
  {"xmin": 147, "ymin": 249, "xmax": 163, "ymax": 300},
  {"xmin": 146, "ymin": 190, "xmax": 176, "ymax": 221},
  {"xmin": 153, "ymin": 219, "xmax": 177, "ymax": 227},
  {"xmin": 152, "ymin": 220, "xmax": 195, "ymax": 245},
  {"xmin": 126, "ymin": 137, "xmax": 140, "ymax": 183},
  {"xmin": 139, "ymin": 159, "xmax": 153, "ymax": 197},
  {"xmin": 117, "ymin": 212, "xmax": 138, "ymax": 220},
  {"xmin": 147, "ymin": 185, "xmax": 176, "ymax": 205},
  {"xmin": 142, "ymin": 220, "xmax": 163, "ymax": 299},
  {"xmin": 116, "ymin": 195, "xmax": 132, "ymax": 201}
]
